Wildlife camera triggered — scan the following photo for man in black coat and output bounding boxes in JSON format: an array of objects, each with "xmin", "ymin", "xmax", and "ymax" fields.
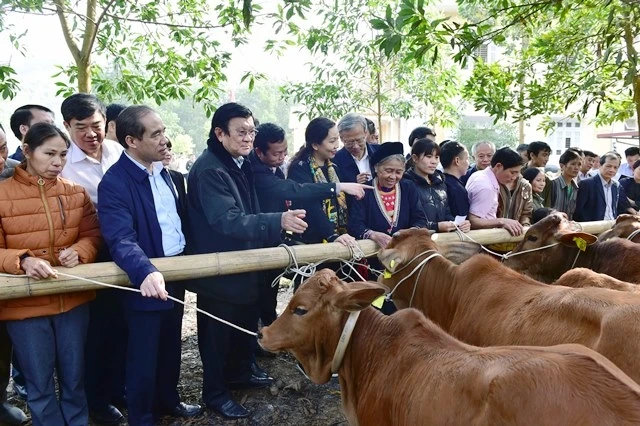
[
  {"xmin": 250, "ymin": 123, "xmax": 369, "ymax": 325},
  {"xmin": 186, "ymin": 103, "xmax": 308, "ymax": 420},
  {"xmin": 333, "ymin": 113, "xmax": 379, "ymax": 184}
]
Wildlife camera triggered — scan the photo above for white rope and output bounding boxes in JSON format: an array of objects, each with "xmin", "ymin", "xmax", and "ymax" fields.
[
  {"xmin": 386, "ymin": 252, "xmax": 443, "ymax": 303},
  {"xmin": 0, "ymin": 271, "xmax": 258, "ymax": 337},
  {"xmin": 627, "ymin": 228, "xmax": 640, "ymax": 241}
]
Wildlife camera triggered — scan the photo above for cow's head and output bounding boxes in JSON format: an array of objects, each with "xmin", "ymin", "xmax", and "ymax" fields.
[
  {"xmin": 504, "ymin": 212, "xmax": 597, "ymax": 281},
  {"xmin": 258, "ymin": 269, "xmax": 385, "ymax": 384},
  {"xmin": 378, "ymin": 228, "xmax": 438, "ymax": 274},
  {"xmin": 598, "ymin": 214, "xmax": 640, "ymax": 242}
]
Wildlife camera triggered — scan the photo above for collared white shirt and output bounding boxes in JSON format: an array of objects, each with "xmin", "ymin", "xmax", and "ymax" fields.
[
  {"xmin": 352, "ymin": 149, "xmax": 371, "ymax": 176},
  {"xmin": 616, "ymin": 163, "xmax": 634, "ymax": 181},
  {"xmin": 233, "ymin": 156, "xmax": 245, "ymax": 169},
  {"xmin": 125, "ymin": 152, "xmax": 185, "ymax": 256},
  {"xmin": 598, "ymin": 173, "xmax": 615, "ymax": 220},
  {"xmin": 61, "ymin": 138, "xmax": 124, "ymax": 205}
]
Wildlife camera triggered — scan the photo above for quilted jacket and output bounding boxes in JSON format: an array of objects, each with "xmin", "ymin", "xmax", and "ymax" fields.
[{"xmin": 0, "ymin": 165, "xmax": 101, "ymax": 320}]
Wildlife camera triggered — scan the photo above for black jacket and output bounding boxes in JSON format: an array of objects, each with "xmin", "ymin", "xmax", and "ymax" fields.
[
  {"xmin": 404, "ymin": 169, "xmax": 453, "ymax": 231},
  {"xmin": 287, "ymin": 158, "xmax": 343, "ymax": 243},
  {"xmin": 248, "ymin": 150, "xmax": 336, "ymax": 214},
  {"xmin": 332, "ymin": 144, "xmax": 379, "ymax": 183},
  {"xmin": 186, "ymin": 142, "xmax": 282, "ymax": 303}
]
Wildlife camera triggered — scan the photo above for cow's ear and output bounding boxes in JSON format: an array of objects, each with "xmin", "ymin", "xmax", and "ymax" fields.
[
  {"xmin": 558, "ymin": 232, "xmax": 598, "ymax": 249},
  {"xmin": 378, "ymin": 248, "xmax": 402, "ymax": 272},
  {"xmin": 333, "ymin": 281, "xmax": 386, "ymax": 311}
]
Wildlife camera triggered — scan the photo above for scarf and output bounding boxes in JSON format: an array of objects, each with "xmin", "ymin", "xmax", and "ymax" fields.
[{"xmin": 310, "ymin": 155, "xmax": 348, "ymax": 233}]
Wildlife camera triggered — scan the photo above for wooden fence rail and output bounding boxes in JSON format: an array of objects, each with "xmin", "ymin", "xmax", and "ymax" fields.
[{"xmin": 0, "ymin": 220, "xmax": 615, "ymax": 301}]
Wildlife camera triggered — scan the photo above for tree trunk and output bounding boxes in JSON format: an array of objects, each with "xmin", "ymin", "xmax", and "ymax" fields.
[
  {"xmin": 634, "ymin": 75, "xmax": 640, "ymax": 147},
  {"xmin": 77, "ymin": 57, "xmax": 91, "ymax": 93}
]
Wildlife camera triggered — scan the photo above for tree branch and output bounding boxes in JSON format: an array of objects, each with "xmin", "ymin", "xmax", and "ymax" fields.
[
  {"xmin": 103, "ymin": 12, "xmax": 227, "ymax": 29},
  {"xmin": 53, "ymin": 0, "xmax": 81, "ymax": 62}
]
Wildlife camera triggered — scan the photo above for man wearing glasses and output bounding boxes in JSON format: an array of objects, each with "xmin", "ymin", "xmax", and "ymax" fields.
[
  {"xmin": 186, "ymin": 102, "xmax": 307, "ymax": 419},
  {"xmin": 333, "ymin": 113, "xmax": 379, "ymax": 184}
]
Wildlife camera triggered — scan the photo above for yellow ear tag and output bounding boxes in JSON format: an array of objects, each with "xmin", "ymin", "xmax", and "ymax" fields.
[
  {"xmin": 383, "ymin": 270, "xmax": 392, "ymax": 279},
  {"xmin": 371, "ymin": 296, "xmax": 385, "ymax": 309},
  {"xmin": 573, "ymin": 237, "xmax": 587, "ymax": 252},
  {"xmin": 390, "ymin": 259, "xmax": 396, "ymax": 269}
]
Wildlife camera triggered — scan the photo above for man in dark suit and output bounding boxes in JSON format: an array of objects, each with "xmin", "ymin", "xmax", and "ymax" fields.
[
  {"xmin": 250, "ymin": 122, "xmax": 369, "ymax": 326},
  {"xmin": 333, "ymin": 113, "xmax": 379, "ymax": 183},
  {"xmin": 574, "ymin": 152, "xmax": 637, "ymax": 222},
  {"xmin": 98, "ymin": 105, "xmax": 201, "ymax": 426},
  {"xmin": 186, "ymin": 103, "xmax": 308, "ymax": 419}
]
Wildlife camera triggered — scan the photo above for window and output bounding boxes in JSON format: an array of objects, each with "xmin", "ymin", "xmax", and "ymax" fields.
[
  {"xmin": 565, "ymin": 138, "xmax": 571, "ymax": 148},
  {"xmin": 557, "ymin": 122, "xmax": 563, "ymax": 127},
  {"xmin": 556, "ymin": 150, "xmax": 561, "ymax": 155},
  {"xmin": 476, "ymin": 44, "xmax": 489, "ymax": 63},
  {"xmin": 566, "ymin": 123, "xmax": 572, "ymax": 128}
]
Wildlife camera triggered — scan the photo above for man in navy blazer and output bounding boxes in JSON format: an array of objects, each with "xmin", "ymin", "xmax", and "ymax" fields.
[
  {"xmin": 98, "ymin": 106, "xmax": 201, "ymax": 426},
  {"xmin": 333, "ymin": 113, "xmax": 379, "ymax": 183},
  {"xmin": 574, "ymin": 152, "xmax": 636, "ymax": 222}
]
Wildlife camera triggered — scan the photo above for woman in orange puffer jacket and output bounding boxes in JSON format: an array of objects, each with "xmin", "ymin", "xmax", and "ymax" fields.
[{"xmin": 0, "ymin": 123, "xmax": 101, "ymax": 426}]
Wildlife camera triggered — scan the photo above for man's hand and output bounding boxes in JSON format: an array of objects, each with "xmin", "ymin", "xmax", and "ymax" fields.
[
  {"xmin": 140, "ymin": 272, "xmax": 168, "ymax": 300},
  {"xmin": 281, "ymin": 209, "xmax": 308, "ymax": 234},
  {"xmin": 58, "ymin": 247, "xmax": 80, "ymax": 268},
  {"xmin": 500, "ymin": 218, "xmax": 524, "ymax": 236},
  {"xmin": 356, "ymin": 172, "xmax": 371, "ymax": 184},
  {"xmin": 334, "ymin": 233, "xmax": 358, "ymax": 247},
  {"xmin": 457, "ymin": 220, "xmax": 471, "ymax": 233},
  {"xmin": 21, "ymin": 257, "xmax": 58, "ymax": 280},
  {"xmin": 368, "ymin": 231, "xmax": 392, "ymax": 249},
  {"xmin": 337, "ymin": 183, "xmax": 375, "ymax": 200}
]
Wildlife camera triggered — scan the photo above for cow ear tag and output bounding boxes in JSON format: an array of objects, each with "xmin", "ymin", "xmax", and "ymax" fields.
[
  {"xmin": 383, "ymin": 270, "xmax": 392, "ymax": 279},
  {"xmin": 573, "ymin": 237, "xmax": 587, "ymax": 252},
  {"xmin": 371, "ymin": 296, "xmax": 385, "ymax": 309}
]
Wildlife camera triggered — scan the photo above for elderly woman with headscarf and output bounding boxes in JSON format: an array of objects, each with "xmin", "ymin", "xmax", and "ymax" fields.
[{"xmin": 348, "ymin": 142, "xmax": 427, "ymax": 249}]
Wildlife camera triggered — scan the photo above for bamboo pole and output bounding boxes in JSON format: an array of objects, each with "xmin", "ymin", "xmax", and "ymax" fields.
[{"xmin": 0, "ymin": 220, "xmax": 616, "ymax": 301}]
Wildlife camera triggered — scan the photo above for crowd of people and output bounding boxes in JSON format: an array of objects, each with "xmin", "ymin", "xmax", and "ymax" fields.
[{"xmin": 0, "ymin": 97, "xmax": 638, "ymax": 426}]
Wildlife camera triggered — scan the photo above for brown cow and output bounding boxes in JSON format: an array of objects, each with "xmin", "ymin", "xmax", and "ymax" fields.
[
  {"xmin": 555, "ymin": 268, "xmax": 640, "ymax": 292},
  {"xmin": 377, "ymin": 228, "xmax": 640, "ymax": 384},
  {"xmin": 503, "ymin": 212, "xmax": 640, "ymax": 283},
  {"xmin": 259, "ymin": 269, "xmax": 640, "ymax": 426},
  {"xmin": 598, "ymin": 214, "xmax": 640, "ymax": 242}
]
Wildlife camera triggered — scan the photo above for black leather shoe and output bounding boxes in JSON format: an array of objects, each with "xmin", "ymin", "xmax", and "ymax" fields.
[
  {"xmin": 89, "ymin": 404, "xmax": 124, "ymax": 425},
  {"xmin": 226, "ymin": 373, "xmax": 274, "ymax": 390},
  {"xmin": 251, "ymin": 362, "xmax": 270, "ymax": 379},
  {"xmin": 165, "ymin": 402, "xmax": 203, "ymax": 418},
  {"xmin": 10, "ymin": 383, "xmax": 26, "ymax": 401},
  {"xmin": 207, "ymin": 398, "xmax": 249, "ymax": 419},
  {"xmin": 0, "ymin": 402, "xmax": 27, "ymax": 425}
]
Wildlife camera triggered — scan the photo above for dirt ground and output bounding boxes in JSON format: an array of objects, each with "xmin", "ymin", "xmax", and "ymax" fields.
[{"xmin": 5, "ymin": 286, "xmax": 347, "ymax": 426}]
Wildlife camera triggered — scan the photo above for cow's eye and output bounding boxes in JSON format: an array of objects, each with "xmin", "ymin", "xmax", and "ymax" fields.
[
  {"xmin": 527, "ymin": 235, "xmax": 538, "ymax": 242},
  {"xmin": 293, "ymin": 307, "xmax": 308, "ymax": 316}
]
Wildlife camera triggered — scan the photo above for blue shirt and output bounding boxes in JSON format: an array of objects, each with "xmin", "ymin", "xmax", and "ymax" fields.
[
  {"xmin": 125, "ymin": 152, "xmax": 185, "ymax": 256},
  {"xmin": 598, "ymin": 173, "xmax": 615, "ymax": 220}
]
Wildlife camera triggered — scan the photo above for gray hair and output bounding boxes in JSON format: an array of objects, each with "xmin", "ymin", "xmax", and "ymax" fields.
[
  {"xmin": 471, "ymin": 141, "xmax": 496, "ymax": 156},
  {"xmin": 375, "ymin": 154, "xmax": 406, "ymax": 170},
  {"xmin": 338, "ymin": 113, "xmax": 367, "ymax": 134}
]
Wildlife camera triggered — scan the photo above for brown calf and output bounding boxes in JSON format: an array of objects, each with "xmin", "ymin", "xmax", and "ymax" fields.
[
  {"xmin": 259, "ymin": 269, "xmax": 640, "ymax": 426},
  {"xmin": 555, "ymin": 268, "xmax": 640, "ymax": 292},
  {"xmin": 503, "ymin": 212, "xmax": 640, "ymax": 283},
  {"xmin": 598, "ymin": 213, "xmax": 640, "ymax": 242},
  {"xmin": 378, "ymin": 228, "xmax": 640, "ymax": 384}
]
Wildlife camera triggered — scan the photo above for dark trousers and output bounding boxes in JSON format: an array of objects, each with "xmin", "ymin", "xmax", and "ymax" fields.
[
  {"xmin": 84, "ymin": 289, "xmax": 128, "ymax": 410},
  {"xmin": 259, "ymin": 270, "xmax": 281, "ymax": 326},
  {"xmin": 123, "ymin": 285, "xmax": 184, "ymax": 426},
  {"xmin": 0, "ymin": 323, "xmax": 10, "ymax": 401},
  {"xmin": 6, "ymin": 304, "xmax": 90, "ymax": 426},
  {"xmin": 196, "ymin": 296, "xmax": 258, "ymax": 406}
]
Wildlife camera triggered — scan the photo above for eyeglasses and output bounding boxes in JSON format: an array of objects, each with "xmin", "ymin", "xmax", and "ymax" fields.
[
  {"xmin": 342, "ymin": 137, "xmax": 366, "ymax": 148},
  {"xmin": 232, "ymin": 128, "xmax": 259, "ymax": 139}
]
